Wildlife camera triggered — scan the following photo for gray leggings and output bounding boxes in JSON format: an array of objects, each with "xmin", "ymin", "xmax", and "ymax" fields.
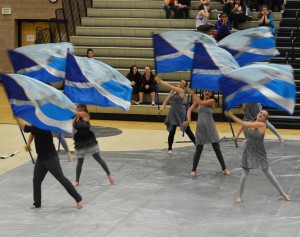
[
  {"xmin": 238, "ymin": 167, "xmax": 286, "ymax": 198},
  {"xmin": 52, "ymin": 132, "xmax": 70, "ymax": 152}
]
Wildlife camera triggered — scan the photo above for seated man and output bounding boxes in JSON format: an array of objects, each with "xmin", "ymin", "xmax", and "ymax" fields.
[
  {"xmin": 163, "ymin": 0, "xmax": 179, "ymax": 19},
  {"xmin": 135, "ymin": 65, "xmax": 157, "ymax": 106}
]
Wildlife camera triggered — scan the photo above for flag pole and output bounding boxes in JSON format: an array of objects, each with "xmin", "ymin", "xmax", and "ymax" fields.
[
  {"xmin": 19, "ymin": 128, "xmax": 35, "ymax": 164},
  {"xmin": 182, "ymin": 94, "xmax": 190, "ymax": 137},
  {"xmin": 152, "ymin": 32, "xmax": 160, "ymax": 110},
  {"xmin": 57, "ymin": 132, "xmax": 61, "ymax": 153}
]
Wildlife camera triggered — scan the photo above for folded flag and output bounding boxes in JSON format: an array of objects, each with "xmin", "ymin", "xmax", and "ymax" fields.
[
  {"xmin": 64, "ymin": 53, "xmax": 132, "ymax": 112},
  {"xmin": 0, "ymin": 73, "xmax": 76, "ymax": 133},
  {"xmin": 7, "ymin": 42, "xmax": 73, "ymax": 83},
  {"xmin": 218, "ymin": 27, "xmax": 279, "ymax": 66},
  {"xmin": 220, "ymin": 64, "xmax": 296, "ymax": 114},
  {"xmin": 153, "ymin": 31, "xmax": 217, "ymax": 74},
  {"xmin": 190, "ymin": 42, "xmax": 240, "ymax": 91}
]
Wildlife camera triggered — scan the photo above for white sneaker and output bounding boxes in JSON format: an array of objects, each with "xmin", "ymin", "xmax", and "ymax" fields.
[
  {"xmin": 151, "ymin": 101, "xmax": 156, "ymax": 106},
  {"xmin": 167, "ymin": 150, "xmax": 173, "ymax": 155},
  {"xmin": 135, "ymin": 101, "xmax": 143, "ymax": 105}
]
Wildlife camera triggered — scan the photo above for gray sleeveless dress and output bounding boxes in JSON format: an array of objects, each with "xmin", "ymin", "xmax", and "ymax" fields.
[
  {"xmin": 242, "ymin": 129, "xmax": 269, "ymax": 169},
  {"xmin": 195, "ymin": 105, "xmax": 220, "ymax": 145},
  {"xmin": 165, "ymin": 91, "xmax": 185, "ymax": 132}
]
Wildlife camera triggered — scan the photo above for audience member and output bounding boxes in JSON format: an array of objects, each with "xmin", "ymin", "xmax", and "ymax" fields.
[
  {"xmin": 229, "ymin": 0, "xmax": 249, "ymax": 30},
  {"xmin": 163, "ymin": 0, "xmax": 179, "ymax": 19},
  {"xmin": 177, "ymin": 0, "xmax": 191, "ymax": 19},
  {"xmin": 215, "ymin": 12, "xmax": 231, "ymax": 41},
  {"xmin": 258, "ymin": 5, "xmax": 276, "ymax": 35},
  {"xmin": 270, "ymin": 0, "xmax": 284, "ymax": 12},
  {"xmin": 196, "ymin": 0, "xmax": 215, "ymax": 32},
  {"xmin": 135, "ymin": 65, "xmax": 157, "ymax": 106},
  {"xmin": 126, "ymin": 65, "xmax": 142, "ymax": 104},
  {"xmin": 86, "ymin": 48, "xmax": 94, "ymax": 58}
]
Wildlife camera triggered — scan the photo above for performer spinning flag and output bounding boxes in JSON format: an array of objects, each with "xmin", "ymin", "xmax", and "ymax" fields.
[
  {"xmin": 7, "ymin": 42, "xmax": 73, "ymax": 83},
  {"xmin": 64, "ymin": 53, "xmax": 132, "ymax": 112},
  {"xmin": 0, "ymin": 73, "xmax": 76, "ymax": 134}
]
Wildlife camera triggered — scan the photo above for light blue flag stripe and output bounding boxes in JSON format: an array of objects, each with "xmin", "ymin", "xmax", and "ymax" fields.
[
  {"xmin": 218, "ymin": 27, "xmax": 279, "ymax": 66},
  {"xmin": 64, "ymin": 53, "xmax": 132, "ymax": 111},
  {"xmin": 220, "ymin": 64, "xmax": 296, "ymax": 114},
  {"xmin": 0, "ymin": 73, "xmax": 76, "ymax": 133},
  {"xmin": 7, "ymin": 42, "xmax": 73, "ymax": 83}
]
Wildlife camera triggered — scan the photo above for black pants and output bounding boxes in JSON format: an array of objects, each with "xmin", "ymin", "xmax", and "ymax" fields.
[
  {"xmin": 33, "ymin": 156, "xmax": 82, "ymax": 207},
  {"xmin": 192, "ymin": 143, "xmax": 227, "ymax": 172},
  {"xmin": 168, "ymin": 125, "xmax": 196, "ymax": 150},
  {"xmin": 229, "ymin": 13, "xmax": 248, "ymax": 29}
]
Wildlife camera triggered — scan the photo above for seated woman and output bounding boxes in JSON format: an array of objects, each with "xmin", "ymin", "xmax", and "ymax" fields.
[
  {"xmin": 258, "ymin": 5, "xmax": 276, "ymax": 35},
  {"xmin": 229, "ymin": 0, "xmax": 249, "ymax": 30},
  {"xmin": 126, "ymin": 65, "xmax": 142, "ymax": 104},
  {"xmin": 135, "ymin": 65, "xmax": 157, "ymax": 106},
  {"xmin": 196, "ymin": 0, "xmax": 215, "ymax": 32},
  {"xmin": 177, "ymin": 0, "xmax": 191, "ymax": 19},
  {"xmin": 215, "ymin": 12, "xmax": 231, "ymax": 41}
]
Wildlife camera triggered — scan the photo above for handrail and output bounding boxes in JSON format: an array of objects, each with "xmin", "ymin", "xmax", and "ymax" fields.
[
  {"xmin": 296, "ymin": 10, "xmax": 299, "ymax": 39},
  {"xmin": 291, "ymin": 30, "xmax": 295, "ymax": 60},
  {"xmin": 285, "ymin": 51, "xmax": 289, "ymax": 64}
]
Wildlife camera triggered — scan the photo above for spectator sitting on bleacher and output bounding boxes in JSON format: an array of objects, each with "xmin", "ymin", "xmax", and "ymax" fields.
[
  {"xmin": 135, "ymin": 65, "xmax": 157, "ymax": 106},
  {"xmin": 258, "ymin": 5, "xmax": 276, "ymax": 35},
  {"xmin": 177, "ymin": 0, "xmax": 191, "ymax": 19},
  {"xmin": 126, "ymin": 65, "xmax": 142, "ymax": 104},
  {"xmin": 253, "ymin": 0, "xmax": 270, "ymax": 11},
  {"xmin": 229, "ymin": 0, "xmax": 249, "ymax": 30},
  {"xmin": 222, "ymin": 0, "xmax": 235, "ymax": 16},
  {"xmin": 270, "ymin": 0, "xmax": 284, "ymax": 12},
  {"xmin": 196, "ymin": 0, "xmax": 215, "ymax": 32},
  {"xmin": 86, "ymin": 48, "xmax": 94, "ymax": 58},
  {"xmin": 163, "ymin": 0, "xmax": 179, "ymax": 19},
  {"xmin": 215, "ymin": 12, "xmax": 231, "ymax": 41}
]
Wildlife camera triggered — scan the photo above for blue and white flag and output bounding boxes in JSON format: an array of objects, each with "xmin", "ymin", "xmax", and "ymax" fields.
[
  {"xmin": 190, "ymin": 42, "xmax": 240, "ymax": 91},
  {"xmin": 220, "ymin": 64, "xmax": 295, "ymax": 114},
  {"xmin": 7, "ymin": 42, "xmax": 73, "ymax": 83},
  {"xmin": 218, "ymin": 27, "xmax": 279, "ymax": 66},
  {"xmin": 0, "ymin": 74, "xmax": 76, "ymax": 133},
  {"xmin": 64, "ymin": 53, "xmax": 132, "ymax": 112},
  {"xmin": 153, "ymin": 31, "xmax": 217, "ymax": 74}
]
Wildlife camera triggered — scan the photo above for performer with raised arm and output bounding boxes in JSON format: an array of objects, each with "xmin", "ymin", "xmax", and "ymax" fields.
[
  {"xmin": 155, "ymin": 77, "xmax": 195, "ymax": 154},
  {"xmin": 184, "ymin": 89, "xmax": 230, "ymax": 176},
  {"xmin": 225, "ymin": 110, "xmax": 290, "ymax": 203}
]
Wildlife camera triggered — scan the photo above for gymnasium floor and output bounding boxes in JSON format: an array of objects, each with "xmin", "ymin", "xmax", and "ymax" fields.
[{"xmin": 1, "ymin": 118, "xmax": 300, "ymax": 237}]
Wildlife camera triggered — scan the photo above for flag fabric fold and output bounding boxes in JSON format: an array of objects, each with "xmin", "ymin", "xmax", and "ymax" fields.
[
  {"xmin": 220, "ymin": 64, "xmax": 296, "ymax": 114},
  {"xmin": 153, "ymin": 31, "xmax": 217, "ymax": 74},
  {"xmin": 64, "ymin": 53, "xmax": 132, "ymax": 112},
  {"xmin": 218, "ymin": 27, "xmax": 279, "ymax": 66},
  {"xmin": 7, "ymin": 42, "xmax": 73, "ymax": 83},
  {"xmin": 0, "ymin": 73, "xmax": 76, "ymax": 133},
  {"xmin": 190, "ymin": 42, "xmax": 240, "ymax": 91}
]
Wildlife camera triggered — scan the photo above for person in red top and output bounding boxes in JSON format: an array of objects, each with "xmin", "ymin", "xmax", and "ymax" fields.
[{"xmin": 163, "ymin": 0, "xmax": 179, "ymax": 19}]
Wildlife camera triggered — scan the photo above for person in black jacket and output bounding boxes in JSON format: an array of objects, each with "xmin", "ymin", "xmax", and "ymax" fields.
[
  {"xmin": 126, "ymin": 65, "xmax": 142, "ymax": 104},
  {"xmin": 229, "ymin": 0, "xmax": 249, "ymax": 30},
  {"xmin": 177, "ymin": 0, "xmax": 191, "ymax": 19},
  {"xmin": 16, "ymin": 117, "xmax": 83, "ymax": 209}
]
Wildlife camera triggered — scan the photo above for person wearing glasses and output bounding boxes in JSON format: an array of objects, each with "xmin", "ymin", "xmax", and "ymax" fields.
[
  {"xmin": 72, "ymin": 104, "xmax": 115, "ymax": 186},
  {"xmin": 155, "ymin": 77, "xmax": 196, "ymax": 155},
  {"xmin": 225, "ymin": 110, "xmax": 290, "ymax": 203},
  {"xmin": 184, "ymin": 89, "xmax": 231, "ymax": 176}
]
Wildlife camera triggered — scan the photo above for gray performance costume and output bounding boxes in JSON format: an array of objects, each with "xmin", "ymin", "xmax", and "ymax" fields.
[
  {"xmin": 238, "ymin": 128, "xmax": 286, "ymax": 198},
  {"xmin": 195, "ymin": 105, "xmax": 220, "ymax": 145},
  {"xmin": 164, "ymin": 91, "xmax": 185, "ymax": 132},
  {"xmin": 243, "ymin": 103, "xmax": 282, "ymax": 140}
]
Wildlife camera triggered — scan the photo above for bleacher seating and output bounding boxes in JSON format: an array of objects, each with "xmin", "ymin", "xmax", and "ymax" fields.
[{"xmin": 70, "ymin": 0, "xmax": 283, "ymax": 121}]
